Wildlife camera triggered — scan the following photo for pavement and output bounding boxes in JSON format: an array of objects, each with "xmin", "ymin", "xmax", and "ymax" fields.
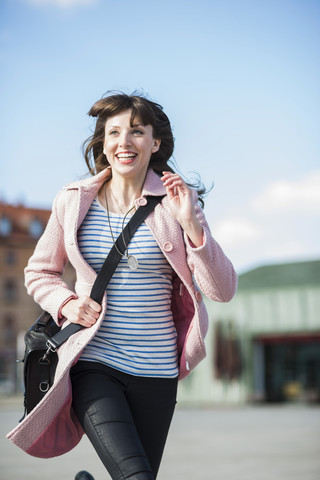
[{"xmin": 1, "ymin": 395, "xmax": 320, "ymax": 480}]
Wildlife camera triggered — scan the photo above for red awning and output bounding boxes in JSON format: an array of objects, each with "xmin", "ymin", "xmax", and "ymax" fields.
[{"xmin": 254, "ymin": 333, "xmax": 320, "ymax": 344}]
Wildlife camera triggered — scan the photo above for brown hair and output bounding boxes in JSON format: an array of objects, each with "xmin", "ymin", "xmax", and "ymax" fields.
[
  {"xmin": 83, "ymin": 92, "xmax": 207, "ymax": 206},
  {"xmin": 83, "ymin": 92, "xmax": 174, "ymax": 177}
]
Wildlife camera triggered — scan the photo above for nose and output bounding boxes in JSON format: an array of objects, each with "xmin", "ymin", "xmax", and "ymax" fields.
[{"xmin": 119, "ymin": 130, "xmax": 131, "ymax": 148}]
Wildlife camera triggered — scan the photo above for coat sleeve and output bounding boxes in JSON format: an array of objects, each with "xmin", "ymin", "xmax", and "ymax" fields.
[
  {"xmin": 184, "ymin": 192, "xmax": 238, "ymax": 302},
  {"xmin": 24, "ymin": 189, "xmax": 77, "ymax": 323}
]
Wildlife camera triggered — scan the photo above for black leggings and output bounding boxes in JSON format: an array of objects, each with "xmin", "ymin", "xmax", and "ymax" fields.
[{"xmin": 70, "ymin": 361, "xmax": 178, "ymax": 480}]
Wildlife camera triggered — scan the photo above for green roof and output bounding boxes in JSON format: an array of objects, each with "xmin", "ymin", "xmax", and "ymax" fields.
[{"xmin": 238, "ymin": 259, "xmax": 320, "ymax": 290}]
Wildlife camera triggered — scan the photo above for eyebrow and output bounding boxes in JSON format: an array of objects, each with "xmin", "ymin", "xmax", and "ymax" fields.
[{"xmin": 107, "ymin": 123, "xmax": 145, "ymax": 129}]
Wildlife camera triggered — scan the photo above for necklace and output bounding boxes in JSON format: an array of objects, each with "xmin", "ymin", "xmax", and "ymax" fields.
[
  {"xmin": 104, "ymin": 183, "xmax": 139, "ymax": 271},
  {"xmin": 109, "ymin": 187, "xmax": 127, "ymax": 214}
]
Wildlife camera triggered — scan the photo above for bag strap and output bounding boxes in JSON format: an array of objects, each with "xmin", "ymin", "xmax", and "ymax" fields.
[{"xmin": 46, "ymin": 195, "xmax": 164, "ymax": 351}]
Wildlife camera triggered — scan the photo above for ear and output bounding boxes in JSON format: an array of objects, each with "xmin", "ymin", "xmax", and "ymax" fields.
[{"xmin": 151, "ymin": 138, "xmax": 161, "ymax": 153}]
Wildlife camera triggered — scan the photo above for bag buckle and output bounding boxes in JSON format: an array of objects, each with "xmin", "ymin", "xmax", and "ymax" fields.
[
  {"xmin": 39, "ymin": 381, "xmax": 50, "ymax": 393},
  {"xmin": 41, "ymin": 339, "xmax": 57, "ymax": 361}
]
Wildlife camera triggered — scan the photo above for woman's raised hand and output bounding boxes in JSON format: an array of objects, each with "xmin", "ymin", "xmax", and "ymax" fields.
[
  {"xmin": 161, "ymin": 172, "xmax": 195, "ymax": 224},
  {"xmin": 61, "ymin": 296, "xmax": 102, "ymax": 328},
  {"xmin": 161, "ymin": 171, "xmax": 204, "ymax": 247}
]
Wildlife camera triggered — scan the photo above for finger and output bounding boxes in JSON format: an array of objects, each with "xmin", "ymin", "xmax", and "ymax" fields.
[
  {"xmin": 73, "ymin": 302, "xmax": 97, "ymax": 322},
  {"xmin": 72, "ymin": 310, "xmax": 97, "ymax": 327},
  {"xmin": 87, "ymin": 299, "xmax": 102, "ymax": 313},
  {"xmin": 78, "ymin": 296, "xmax": 101, "ymax": 315},
  {"xmin": 168, "ymin": 184, "xmax": 190, "ymax": 201},
  {"xmin": 82, "ymin": 311, "xmax": 97, "ymax": 324},
  {"xmin": 76, "ymin": 318, "xmax": 94, "ymax": 328},
  {"xmin": 81, "ymin": 304, "xmax": 101, "ymax": 322},
  {"xmin": 165, "ymin": 179, "xmax": 184, "ymax": 190},
  {"xmin": 164, "ymin": 181, "xmax": 184, "ymax": 195},
  {"xmin": 162, "ymin": 176, "xmax": 188, "ymax": 192},
  {"xmin": 161, "ymin": 173, "xmax": 180, "ymax": 182},
  {"xmin": 161, "ymin": 172, "xmax": 181, "ymax": 185},
  {"xmin": 82, "ymin": 302, "xmax": 101, "ymax": 320}
]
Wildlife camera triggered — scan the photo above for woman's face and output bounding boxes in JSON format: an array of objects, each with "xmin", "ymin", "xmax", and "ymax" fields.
[{"xmin": 103, "ymin": 109, "xmax": 160, "ymax": 182}]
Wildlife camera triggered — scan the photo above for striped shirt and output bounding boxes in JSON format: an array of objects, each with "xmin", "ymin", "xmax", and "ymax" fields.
[{"xmin": 77, "ymin": 198, "xmax": 179, "ymax": 378}]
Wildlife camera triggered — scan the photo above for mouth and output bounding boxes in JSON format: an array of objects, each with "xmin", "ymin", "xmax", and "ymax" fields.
[{"xmin": 116, "ymin": 152, "xmax": 137, "ymax": 164}]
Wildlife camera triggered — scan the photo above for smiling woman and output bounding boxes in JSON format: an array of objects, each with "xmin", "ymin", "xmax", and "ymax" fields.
[
  {"xmin": 101, "ymin": 110, "xmax": 161, "ymax": 197},
  {"xmin": 7, "ymin": 91, "xmax": 237, "ymax": 480},
  {"xmin": 83, "ymin": 93, "xmax": 175, "ymax": 179}
]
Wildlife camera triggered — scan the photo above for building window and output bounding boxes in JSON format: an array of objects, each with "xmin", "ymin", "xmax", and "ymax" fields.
[
  {"xmin": 29, "ymin": 218, "xmax": 44, "ymax": 238},
  {"xmin": 3, "ymin": 315, "xmax": 16, "ymax": 347},
  {"xmin": 5, "ymin": 250, "xmax": 16, "ymax": 266},
  {"xmin": 0, "ymin": 216, "xmax": 12, "ymax": 236},
  {"xmin": 3, "ymin": 279, "xmax": 18, "ymax": 302},
  {"xmin": 214, "ymin": 320, "xmax": 243, "ymax": 380}
]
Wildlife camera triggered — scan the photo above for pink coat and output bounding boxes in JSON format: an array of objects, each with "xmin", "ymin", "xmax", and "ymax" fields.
[{"xmin": 7, "ymin": 168, "xmax": 237, "ymax": 458}]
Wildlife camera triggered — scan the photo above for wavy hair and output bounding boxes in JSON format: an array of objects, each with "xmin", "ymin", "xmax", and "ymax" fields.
[{"xmin": 83, "ymin": 92, "xmax": 207, "ymax": 207}]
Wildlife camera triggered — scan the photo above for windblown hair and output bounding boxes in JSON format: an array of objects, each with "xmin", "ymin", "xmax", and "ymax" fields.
[{"xmin": 83, "ymin": 91, "xmax": 207, "ymax": 207}]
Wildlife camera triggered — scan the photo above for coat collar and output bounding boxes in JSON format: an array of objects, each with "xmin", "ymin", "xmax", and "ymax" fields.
[
  {"xmin": 142, "ymin": 169, "xmax": 166, "ymax": 197},
  {"xmin": 65, "ymin": 167, "xmax": 166, "ymax": 198},
  {"xmin": 64, "ymin": 167, "xmax": 111, "ymax": 192}
]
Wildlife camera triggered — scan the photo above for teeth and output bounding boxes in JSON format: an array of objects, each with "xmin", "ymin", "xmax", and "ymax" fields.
[{"xmin": 117, "ymin": 153, "xmax": 136, "ymax": 158}]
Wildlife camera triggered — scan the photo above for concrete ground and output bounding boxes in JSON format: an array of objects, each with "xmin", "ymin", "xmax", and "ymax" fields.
[{"xmin": 1, "ymin": 396, "xmax": 319, "ymax": 480}]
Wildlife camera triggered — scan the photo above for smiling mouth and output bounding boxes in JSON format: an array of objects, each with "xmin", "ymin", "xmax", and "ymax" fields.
[{"xmin": 116, "ymin": 152, "xmax": 137, "ymax": 163}]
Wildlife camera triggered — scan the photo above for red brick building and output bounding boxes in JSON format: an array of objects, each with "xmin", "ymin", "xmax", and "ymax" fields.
[{"xmin": 0, "ymin": 202, "xmax": 75, "ymax": 393}]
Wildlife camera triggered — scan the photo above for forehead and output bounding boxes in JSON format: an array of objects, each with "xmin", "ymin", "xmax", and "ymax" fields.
[{"xmin": 105, "ymin": 109, "xmax": 142, "ymax": 127}]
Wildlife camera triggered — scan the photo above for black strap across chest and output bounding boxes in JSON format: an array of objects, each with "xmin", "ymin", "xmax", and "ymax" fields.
[{"xmin": 47, "ymin": 194, "xmax": 164, "ymax": 350}]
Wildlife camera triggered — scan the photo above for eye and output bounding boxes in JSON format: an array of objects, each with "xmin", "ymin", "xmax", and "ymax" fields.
[
  {"xmin": 132, "ymin": 128, "xmax": 144, "ymax": 135},
  {"xmin": 108, "ymin": 130, "xmax": 119, "ymax": 136}
]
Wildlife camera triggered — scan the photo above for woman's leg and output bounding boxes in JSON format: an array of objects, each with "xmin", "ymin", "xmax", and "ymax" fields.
[
  {"xmin": 71, "ymin": 362, "xmax": 154, "ymax": 480},
  {"xmin": 126, "ymin": 375, "xmax": 178, "ymax": 477}
]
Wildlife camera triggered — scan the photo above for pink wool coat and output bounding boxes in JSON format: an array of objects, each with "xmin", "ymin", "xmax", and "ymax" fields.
[{"xmin": 7, "ymin": 168, "xmax": 237, "ymax": 458}]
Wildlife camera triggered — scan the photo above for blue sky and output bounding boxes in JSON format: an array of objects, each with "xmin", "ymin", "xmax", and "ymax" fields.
[{"xmin": 1, "ymin": 0, "xmax": 319, "ymax": 273}]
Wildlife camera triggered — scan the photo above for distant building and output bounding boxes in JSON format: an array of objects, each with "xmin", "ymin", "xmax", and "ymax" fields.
[
  {"xmin": 0, "ymin": 202, "xmax": 75, "ymax": 393},
  {"xmin": 1, "ymin": 203, "xmax": 319, "ymax": 404},
  {"xmin": 178, "ymin": 259, "xmax": 320, "ymax": 405}
]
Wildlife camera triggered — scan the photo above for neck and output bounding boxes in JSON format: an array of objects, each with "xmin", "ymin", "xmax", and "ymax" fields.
[{"xmin": 101, "ymin": 175, "xmax": 144, "ymax": 214}]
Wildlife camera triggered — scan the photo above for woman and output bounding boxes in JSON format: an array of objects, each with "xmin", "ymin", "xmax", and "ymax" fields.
[{"xmin": 7, "ymin": 93, "xmax": 237, "ymax": 479}]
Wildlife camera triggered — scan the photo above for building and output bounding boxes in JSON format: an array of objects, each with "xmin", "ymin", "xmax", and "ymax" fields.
[
  {"xmin": 1, "ymin": 202, "xmax": 319, "ymax": 404},
  {"xmin": 0, "ymin": 202, "xmax": 75, "ymax": 393},
  {"xmin": 178, "ymin": 259, "xmax": 320, "ymax": 405}
]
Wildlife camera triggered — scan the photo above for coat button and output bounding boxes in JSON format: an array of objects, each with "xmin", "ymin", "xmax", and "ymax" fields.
[
  {"xmin": 195, "ymin": 291, "xmax": 202, "ymax": 302},
  {"xmin": 137, "ymin": 197, "xmax": 147, "ymax": 206},
  {"xmin": 163, "ymin": 241, "xmax": 173, "ymax": 252}
]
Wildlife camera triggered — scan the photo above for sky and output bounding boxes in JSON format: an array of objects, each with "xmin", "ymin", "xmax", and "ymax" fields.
[{"xmin": 0, "ymin": 0, "xmax": 319, "ymax": 274}]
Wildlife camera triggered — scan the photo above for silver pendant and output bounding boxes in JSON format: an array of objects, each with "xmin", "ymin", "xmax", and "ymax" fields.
[{"xmin": 127, "ymin": 255, "xmax": 139, "ymax": 270}]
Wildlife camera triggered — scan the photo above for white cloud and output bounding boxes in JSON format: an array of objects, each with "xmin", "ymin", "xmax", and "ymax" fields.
[
  {"xmin": 213, "ymin": 217, "xmax": 262, "ymax": 249},
  {"xmin": 264, "ymin": 240, "xmax": 305, "ymax": 260},
  {"xmin": 210, "ymin": 170, "xmax": 320, "ymax": 272},
  {"xmin": 25, "ymin": 0, "xmax": 97, "ymax": 8},
  {"xmin": 252, "ymin": 170, "xmax": 320, "ymax": 214}
]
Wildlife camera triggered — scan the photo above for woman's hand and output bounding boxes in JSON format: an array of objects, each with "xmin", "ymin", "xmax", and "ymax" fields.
[
  {"xmin": 61, "ymin": 296, "xmax": 102, "ymax": 328},
  {"xmin": 161, "ymin": 171, "xmax": 204, "ymax": 247}
]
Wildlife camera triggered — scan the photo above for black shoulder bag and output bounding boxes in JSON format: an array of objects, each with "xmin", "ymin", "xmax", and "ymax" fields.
[{"xmin": 19, "ymin": 195, "xmax": 163, "ymax": 420}]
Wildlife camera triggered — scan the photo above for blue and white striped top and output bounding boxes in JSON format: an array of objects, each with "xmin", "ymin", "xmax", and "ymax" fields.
[{"xmin": 77, "ymin": 198, "xmax": 179, "ymax": 378}]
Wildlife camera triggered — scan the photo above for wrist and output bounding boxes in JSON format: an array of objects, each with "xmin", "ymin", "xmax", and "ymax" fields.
[
  {"xmin": 59, "ymin": 295, "xmax": 77, "ymax": 319},
  {"xmin": 180, "ymin": 218, "xmax": 204, "ymax": 248}
]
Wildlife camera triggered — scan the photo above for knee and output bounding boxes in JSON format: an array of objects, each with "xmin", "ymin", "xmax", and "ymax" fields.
[{"xmin": 112, "ymin": 459, "xmax": 155, "ymax": 480}]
